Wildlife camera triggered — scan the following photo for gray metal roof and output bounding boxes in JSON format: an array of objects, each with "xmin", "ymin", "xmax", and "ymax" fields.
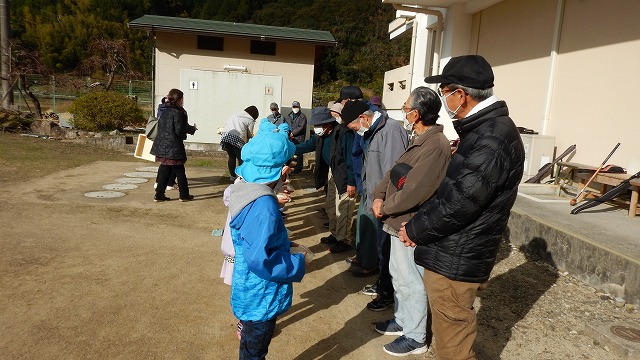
[{"xmin": 129, "ymin": 15, "xmax": 336, "ymax": 46}]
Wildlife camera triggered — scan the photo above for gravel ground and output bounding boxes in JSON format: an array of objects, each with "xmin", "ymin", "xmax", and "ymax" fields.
[{"xmin": 0, "ymin": 160, "xmax": 638, "ymax": 360}]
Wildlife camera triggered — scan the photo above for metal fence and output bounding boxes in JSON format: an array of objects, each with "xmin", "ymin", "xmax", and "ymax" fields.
[{"xmin": 4, "ymin": 75, "xmax": 153, "ymax": 116}]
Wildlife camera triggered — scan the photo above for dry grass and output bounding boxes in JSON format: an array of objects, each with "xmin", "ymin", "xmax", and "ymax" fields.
[
  {"xmin": 0, "ymin": 133, "xmax": 229, "ymax": 184},
  {"xmin": 0, "ymin": 133, "xmax": 137, "ymax": 184}
]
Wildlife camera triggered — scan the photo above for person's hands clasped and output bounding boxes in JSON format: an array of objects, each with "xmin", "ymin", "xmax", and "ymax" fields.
[
  {"xmin": 276, "ymin": 193, "xmax": 291, "ymax": 206},
  {"xmin": 372, "ymin": 198, "xmax": 384, "ymax": 219},
  {"xmin": 398, "ymin": 222, "xmax": 417, "ymax": 247},
  {"xmin": 346, "ymin": 185, "xmax": 356, "ymax": 198}
]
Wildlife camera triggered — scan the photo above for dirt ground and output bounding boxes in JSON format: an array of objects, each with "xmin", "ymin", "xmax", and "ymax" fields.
[{"xmin": 1, "ymin": 160, "xmax": 639, "ymax": 359}]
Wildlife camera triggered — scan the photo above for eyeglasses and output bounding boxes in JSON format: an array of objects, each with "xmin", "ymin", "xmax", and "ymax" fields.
[
  {"xmin": 401, "ymin": 106, "xmax": 414, "ymax": 113},
  {"xmin": 437, "ymin": 87, "xmax": 462, "ymax": 97}
]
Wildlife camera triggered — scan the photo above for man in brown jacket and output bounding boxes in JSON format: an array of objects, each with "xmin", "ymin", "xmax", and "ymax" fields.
[{"xmin": 371, "ymin": 87, "xmax": 451, "ymax": 356}]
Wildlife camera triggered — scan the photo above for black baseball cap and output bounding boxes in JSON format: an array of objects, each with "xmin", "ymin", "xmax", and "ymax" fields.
[
  {"xmin": 339, "ymin": 85, "xmax": 363, "ymax": 100},
  {"xmin": 341, "ymin": 100, "xmax": 370, "ymax": 124},
  {"xmin": 424, "ymin": 55, "xmax": 494, "ymax": 89}
]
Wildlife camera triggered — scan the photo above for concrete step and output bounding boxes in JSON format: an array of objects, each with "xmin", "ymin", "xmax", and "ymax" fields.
[{"xmin": 509, "ymin": 184, "xmax": 640, "ymax": 307}]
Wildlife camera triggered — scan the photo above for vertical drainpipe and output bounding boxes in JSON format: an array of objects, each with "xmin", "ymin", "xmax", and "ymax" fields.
[
  {"xmin": 150, "ymin": 26, "xmax": 156, "ymax": 116},
  {"xmin": 408, "ymin": 17, "xmax": 418, "ymax": 86},
  {"xmin": 542, "ymin": 0, "xmax": 566, "ymax": 135}
]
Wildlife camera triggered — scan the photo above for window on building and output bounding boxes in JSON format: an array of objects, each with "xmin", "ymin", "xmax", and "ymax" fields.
[
  {"xmin": 250, "ymin": 40, "xmax": 276, "ymax": 56},
  {"xmin": 197, "ymin": 36, "xmax": 224, "ymax": 51}
]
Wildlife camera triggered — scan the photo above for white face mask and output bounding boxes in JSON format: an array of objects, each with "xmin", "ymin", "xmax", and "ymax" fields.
[
  {"xmin": 356, "ymin": 117, "xmax": 369, "ymax": 136},
  {"xmin": 441, "ymin": 90, "xmax": 461, "ymax": 119},
  {"xmin": 292, "ymin": 108, "xmax": 300, "ymax": 114},
  {"xmin": 335, "ymin": 116, "xmax": 342, "ymax": 124},
  {"xmin": 313, "ymin": 126, "xmax": 326, "ymax": 137},
  {"xmin": 402, "ymin": 110, "xmax": 414, "ymax": 131}
]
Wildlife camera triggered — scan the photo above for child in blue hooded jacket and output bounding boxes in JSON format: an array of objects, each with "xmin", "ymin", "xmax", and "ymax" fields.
[{"xmin": 229, "ymin": 120, "xmax": 306, "ymax": 360}]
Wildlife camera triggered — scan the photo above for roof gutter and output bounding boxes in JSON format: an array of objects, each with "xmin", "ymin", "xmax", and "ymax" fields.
[
  {"xmin": 542, "ymin": 0, "xmax": 565, "ymax": 135},
  {"xmin": 128, "ymin": 23, "xmax": 337, "ymax": 47}
]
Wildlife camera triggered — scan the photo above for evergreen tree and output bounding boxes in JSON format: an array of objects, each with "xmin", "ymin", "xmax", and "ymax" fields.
[{"xmin": 8, "ymin": 0, "xmax": 411, "ymax": 93}]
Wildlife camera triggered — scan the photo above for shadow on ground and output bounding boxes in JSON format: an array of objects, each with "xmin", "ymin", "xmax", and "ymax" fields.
[{"xmin": 474, "ymin": 230, "xmax": 558, "ymax": 359}]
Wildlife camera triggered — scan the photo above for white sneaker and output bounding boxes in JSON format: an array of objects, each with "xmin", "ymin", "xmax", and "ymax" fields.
[{"xmin": 154, "ymin": 182, "xmax": 175, "ymax": 191}]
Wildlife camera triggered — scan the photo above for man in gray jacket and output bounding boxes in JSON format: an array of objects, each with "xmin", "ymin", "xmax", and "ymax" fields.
[
  {"xmin": 341, "ymin": 100, "xmax": 408, "ymax": 293},
  {"xmin": 267, "ymin": 102, "xmax": 290, "ymax": 127}
]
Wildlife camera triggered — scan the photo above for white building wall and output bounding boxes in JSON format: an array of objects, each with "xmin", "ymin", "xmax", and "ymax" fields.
[
  {"xmin": 154, "ymin": 32, "xmax": 315, "ymax": 115},
  {"xmin": 386, "ymin": 0, "xmax": 640, "ymax": 171}
]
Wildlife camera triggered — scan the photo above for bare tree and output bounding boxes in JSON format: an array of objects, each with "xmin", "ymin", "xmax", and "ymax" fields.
[
  {"xmin": 1, "ymin": 0, "xmax": 11, "ymax": 109},
  {"xmin": 79, "ymin": 38, "xmax": 139, "ymax": 91},
  {"xmin": 7, "ymin": 41, "xmax": 48, "ymax": 119}
]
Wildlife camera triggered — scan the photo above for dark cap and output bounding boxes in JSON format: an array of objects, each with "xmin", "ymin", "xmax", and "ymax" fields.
[
  {"xmin": 369, "ymin": 96, "xmax": 382, "ymax": 106},
  {"xmin": 339, "ymin": 85, "xmax": 363, "ymax": 100},
  {"xmin": 309, "ymin": 106, "xmax": 335, "ymax": 126},
  {"xmin": 269, "ymin": 102, "xmax": 279, "ymax": 110},
  {"xmin": 341, "ymin": 100, "xmax": 370, "ymax": 124},
  {"xmin": 424, "ymin": 55, "xmax": 494, "ymax": 89},
  {"xmin": 244, "ymin": 105, "xmax": 259, "ymax": 120}
]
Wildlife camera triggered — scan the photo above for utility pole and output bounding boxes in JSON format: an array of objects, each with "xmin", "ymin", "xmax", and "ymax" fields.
[{"xmin": 1, "ymin": 0, "xmax": 12, "ymax": 109}]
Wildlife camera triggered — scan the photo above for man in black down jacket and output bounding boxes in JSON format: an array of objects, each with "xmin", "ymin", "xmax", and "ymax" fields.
[{"xmin": 398, "ymin": 55, "xmax": 525, "ymax": 360}]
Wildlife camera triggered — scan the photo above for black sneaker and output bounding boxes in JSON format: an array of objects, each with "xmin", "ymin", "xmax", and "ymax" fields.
[
  {"xmin": 154, "ymin": 195, "xmax": 171, "ymax": 202},
  {"xmin": 179, "ymin": 195, "xmax": 195, "ymax": 202},
  {"xmin": 320, "ymin": 235, "xmax": 337, "ymax": 245},
  {"xmin": 329, "ymin": 241, "xmax": 352, "ymax": 253},
  {"xmin": 374, "ymin": 319, "xmax": 404, "ymax": 336},
  {"xmin": 383, "ymin": 335, "xmax": 428, "ymax": 356},
  {"xmin": 367, "ymin": 296, "xmax": 394, "ymax": 311}
]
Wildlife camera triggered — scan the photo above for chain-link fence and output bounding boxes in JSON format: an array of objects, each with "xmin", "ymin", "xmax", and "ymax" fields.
[{"xmin": 3, "ymin": 75, "xmax": 153, "ymax": 117}]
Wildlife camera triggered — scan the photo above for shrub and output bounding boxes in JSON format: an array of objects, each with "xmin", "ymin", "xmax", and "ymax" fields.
[{"xmin": 69, "ymin": 91, "xmax": 144, "ymax": 131}]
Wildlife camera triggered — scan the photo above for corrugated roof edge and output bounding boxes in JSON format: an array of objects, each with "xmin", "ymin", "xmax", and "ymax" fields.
[{"xmin": 128, "ymin": 15, "xmax": 336, "ymax": 46}]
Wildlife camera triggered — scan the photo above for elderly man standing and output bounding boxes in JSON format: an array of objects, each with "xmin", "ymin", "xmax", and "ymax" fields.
[
  {"xmin": 341, "ymin": 100, "xmax": 408, "ymax": 276},
  {"xmin": 288, "ymin": 101, "xmax": 308, "ymax": 174},
  {"xmin": 398, "ymin": 55, "xmax": 525, "ymax": 359},
  {"xmin": 371, "ymin": 87, "xmax": 450, "ymax": 356},
  {"xmin": 267, "ymin": 102, "xmax": 290, "ymax": 127},
  {"xmin": 296, "ymin": 107, "xmax": 356, "ymax": 252}
]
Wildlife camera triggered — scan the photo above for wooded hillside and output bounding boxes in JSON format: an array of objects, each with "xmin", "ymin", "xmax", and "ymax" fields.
[{"xmin": 10, "ymin": 0, "xmax": 411, "ymax": 93}]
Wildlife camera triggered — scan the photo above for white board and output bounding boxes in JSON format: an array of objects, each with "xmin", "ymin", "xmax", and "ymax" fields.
[
  {"xmin": 134, "ymin": 134, "xmax": 155, "ymax": 162},
  {"xmin": 180, "ymin": 69, "xmax": 283, "ymax": 144}
]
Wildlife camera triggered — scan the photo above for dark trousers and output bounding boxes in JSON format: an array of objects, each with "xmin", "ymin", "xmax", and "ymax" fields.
[
  {"xmin": 155, "ymin": 164, "xmax": 189, "ymax": 199},
  {"xmin": 239, "ymin": 318, "xmax": 277, "ymax": 360},
  {"xmin": 155, "ymin": 167, "xmax": 176, "ymax": 186},
  {"xmin": 224, "ymin": 143, "xmax": 243, "ymax": 177},
  {"xmin": 376, "ymin": 221, "xmax": 393, "ymax": 300},
  {"xmin": 293, "ymin": 153, "xmax": 304, "ymax": 173}
]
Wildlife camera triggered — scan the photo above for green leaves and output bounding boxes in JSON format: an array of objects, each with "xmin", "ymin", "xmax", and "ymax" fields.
[
  {"xmin": 69, "ymin": 91, "xmax": 145, "ymax": 131},
  {"xmin": 10, "ymin": 0, "xmax": 410, "ymax": 94}
]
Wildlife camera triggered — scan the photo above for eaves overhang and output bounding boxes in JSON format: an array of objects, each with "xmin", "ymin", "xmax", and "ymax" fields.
[{"xmin": 128, "ymin": 15, "xmax": 337, "ymax": 47}]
